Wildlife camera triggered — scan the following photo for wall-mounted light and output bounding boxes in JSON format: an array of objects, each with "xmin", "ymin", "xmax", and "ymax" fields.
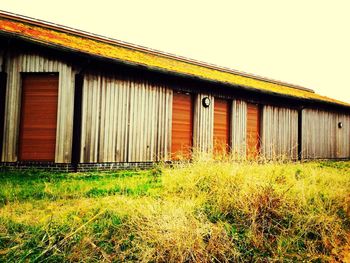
[
  {"xmin": 338, "ymin": 122, "xmax": 343, "ymax": 129},
  {"xmin": 202, "ymin": 97, "xmax": 211, "ymax": 108}
]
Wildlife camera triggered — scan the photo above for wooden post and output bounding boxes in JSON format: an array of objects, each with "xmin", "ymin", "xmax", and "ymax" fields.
[
  {"xmin": 0, "ymin": 72, "xmax": 7, "ymax": 162},
  {"xmin": 71, "ymin": 73, "xmax": 84, "ymax": 171}
]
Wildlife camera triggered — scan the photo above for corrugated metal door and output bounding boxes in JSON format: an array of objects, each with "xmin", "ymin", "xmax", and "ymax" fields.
[
  {"xmin": 214, "ymin": 98, "xmax": 230, "ymax": 154},
  {"xmin": 247, "ymin": 103, "xmax": 260, "ymax": 158},
  {"xmin": 171, "ymin": 92, "xmax": 193, "ymax": 159},
  {"xmin": 18, "ymin": 74, "xmax": 58, "ymax": 161}
]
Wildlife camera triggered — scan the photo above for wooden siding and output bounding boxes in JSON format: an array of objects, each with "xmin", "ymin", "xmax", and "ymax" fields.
[
  {"xmin": 302, "ymin": 109, "xmax": 350, "ymax": 159},
  {"xmin": 193, "ymin": 94, "xmax": 214, "ymax": 153},
  {"xmin": 214, "ymin": 98, "xmax": 230, "ymax": 154},
  {"xmin": 261, "ymin": 105, "xmax": 298, "ymax": 159},
  {"xmin": 0, "ymin": 51, "xmax": 5, "ymax": 162},
  {"xmin": 231, "ymin": 100, "xmax": 247, "ymax": 157},
  {"xmin": 171, "ymin": 92, "xmax": 193, "ymax": 159},
  {"xmin": 246, "ymin": 103, "xmax": 260, "ymax": 158},
  {"xmin": 18, "ymin": 74, "xmax": 58, "ymax": 161},
  {"xmin": 1, "ymin": 50, "xmax": 75, "ymax": 163},
  {"xmin": 80, "ymin": 73, "xmax": 172, "ymax": 163},
  {"xmin": 337, "ymin": 113, "xmax": 350, "ymax": 158}
]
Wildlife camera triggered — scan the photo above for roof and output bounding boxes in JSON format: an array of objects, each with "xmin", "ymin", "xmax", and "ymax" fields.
[{"xmin": 0, "ymin": 11, "xmax": 349, "ymax": 108}]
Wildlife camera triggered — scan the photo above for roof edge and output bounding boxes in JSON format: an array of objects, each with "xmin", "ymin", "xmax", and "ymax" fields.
[
  {"xmin": 6, "ymin": 31, "xmax": 349, "ymax": 111},
  {"xmin": 0, "ymin": 10, "xmax": 315, "ymax": 93}
]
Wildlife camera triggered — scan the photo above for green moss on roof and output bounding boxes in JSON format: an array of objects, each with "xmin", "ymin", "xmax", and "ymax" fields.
[{"xmin": 0, "ymin": 18, "xmax": 349, "ymax": 107}]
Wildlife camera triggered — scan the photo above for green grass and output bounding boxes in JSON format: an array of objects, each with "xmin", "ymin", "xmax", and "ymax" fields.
[
  {"xmin": 0, "ymin": 161, "xmax": 349, "ymax": 262},
  {"xmin": 0, "ymin": 169, "xmax": 161, "ymax": 204}
]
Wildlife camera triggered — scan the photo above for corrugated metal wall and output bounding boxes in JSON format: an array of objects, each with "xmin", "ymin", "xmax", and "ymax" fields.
[
  {"xmin": 80, "ymin": 73, "xmax": 173, "ymax": 163},
  {"xmin": 231, "ymin": 100, "xmax": 247, "ymax": 157},
  {"xmin": 1, "ymin": 49, "xmax": 349, "ymax": 165},
  {"xmin": 1, "ymin": 50, "xmax": 75, "ymax": 163},
  {"xmin": 193, "ymin": 94, "xmax": 214, "ymax": 152},
  {"xmin": 261, "ymin": 105, "xmax": 298, "ymax": 159},
  {"xmin": 302, "ymin": 109, "xmax": 350, "ymax": 159}
]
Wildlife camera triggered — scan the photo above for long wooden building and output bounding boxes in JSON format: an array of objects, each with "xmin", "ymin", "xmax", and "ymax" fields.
[{"xmin": 0, "ymin": 11, "xmax": 349, "ymax": 171}]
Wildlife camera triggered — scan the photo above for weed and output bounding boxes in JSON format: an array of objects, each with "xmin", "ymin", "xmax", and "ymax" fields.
[{"xmin": 0, "ymin": 160, "xmax": 349, "ymax": 262}]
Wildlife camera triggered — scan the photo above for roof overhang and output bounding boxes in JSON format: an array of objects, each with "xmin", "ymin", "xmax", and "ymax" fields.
[{"xmin": 0, "ymin": 10, "xmax": 349, "ymax": 109}]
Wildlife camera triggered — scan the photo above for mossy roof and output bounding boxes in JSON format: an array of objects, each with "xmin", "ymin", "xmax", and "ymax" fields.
[{"xmin": 0, "ymin": 15, "xmax": 349, "ymax": 108}]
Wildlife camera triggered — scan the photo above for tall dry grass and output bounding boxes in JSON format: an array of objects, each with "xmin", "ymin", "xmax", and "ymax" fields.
[{"xmin": 0, "ymin": 159, "xmax": 349, "ymax": 262}]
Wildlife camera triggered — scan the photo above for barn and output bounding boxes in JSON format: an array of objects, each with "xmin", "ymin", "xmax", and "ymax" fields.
[{"xmin": 0, "ymin": 11, "xmax": 349, "ymax": 171}]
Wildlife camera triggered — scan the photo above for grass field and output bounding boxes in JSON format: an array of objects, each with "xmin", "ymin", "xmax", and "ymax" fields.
[{"xmin": 0, "ymin": 160, "xmax": 349, "ymax": 262}]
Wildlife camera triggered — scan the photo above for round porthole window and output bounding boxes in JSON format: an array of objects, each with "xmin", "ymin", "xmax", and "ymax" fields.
[
  {"xmin": 202, "ymin": 97, "xmax": 211, "ymax": 107},
  {"xmin": 338, "ymin": 122, "xmax": 343, "ymax": 128}
]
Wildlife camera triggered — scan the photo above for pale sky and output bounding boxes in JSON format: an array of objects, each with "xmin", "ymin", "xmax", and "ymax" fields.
[{"xmin": 1, "ymin": 0, "xmax": 350, "ymax": 103}]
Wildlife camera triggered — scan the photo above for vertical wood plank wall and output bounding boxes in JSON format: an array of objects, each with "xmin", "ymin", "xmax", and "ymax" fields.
[
  {"xmin": 231, "ymin": 100, "xmax": 247, "ymax": 157},
  {"xmin": 193, "ymin": 94, "xmax": 214, "ymax": 153},
  {"xmin": 1, "ymin": 50, "xmax": 75, "ymax": 163},
  {"xmin": 1, "ymin": 49, "xmax": 349, "ymax": 165},
  {"xmin": 0, "ymin": 51, "xmax": 6, "ymax": 163},
  {"xmin": 337, "ymin": 113, "xmax": 350, "ymax": 158},
  {"xmin": 213, "ymin": 98, "xmax": 230, "ymax": 154},
  {"xmin": 80, "ymin": 73, "xmax": 173, "ymax": 163},
  {"xmin": 302, "ymin": 109, "xmax": 350, "ymax": 159},
  {"xmin": 261, "ymin": 105, "xmax": 298, "ymax": 159}
]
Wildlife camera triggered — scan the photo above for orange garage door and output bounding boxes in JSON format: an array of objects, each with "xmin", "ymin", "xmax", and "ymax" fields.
[
  {"xmin": 18, "ymin": 74, "xmax": 58, "ymax": 161},
  {"xmin": 171, "ymin": 92, "xmax": 193, "ymax": 159},
  {"xmin": 247, "ymin": 103, "xmax": 260, "ymax": 158},
  {"xmin": 214, "ymin": 98, "xmax": 230, "ymax": 154}
]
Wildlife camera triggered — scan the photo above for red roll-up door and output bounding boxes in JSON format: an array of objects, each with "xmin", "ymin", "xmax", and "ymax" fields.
[
  {"xmin": 171, "ymin": 92, "xmax": 193, "ymax": 159},
  {"xmin": 247, "ymin": 103, "xmax": 260, "ymax": 158},
  {"xmin": 214, "ymin": 98, "xmax": 230, "ymax": 154},
  {"xmin": 18, "ymin": 74, "xmax": 58, "ymax": 161}
]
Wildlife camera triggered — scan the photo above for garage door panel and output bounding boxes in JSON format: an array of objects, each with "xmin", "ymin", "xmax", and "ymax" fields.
[
  {"xmin": 19, "ymin": 74, "xmax": 58, "ymax": 161},
  {"xmin": 171, "ymin": 92, "xmax": 193, "ymax": 159},
  {"xmin": 214, "ymin": 99, "xmax": 230, "ymax": 154},
  {"xmin": 247, "ymin": 103, "xmax": 260, "ymax": 158}
]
